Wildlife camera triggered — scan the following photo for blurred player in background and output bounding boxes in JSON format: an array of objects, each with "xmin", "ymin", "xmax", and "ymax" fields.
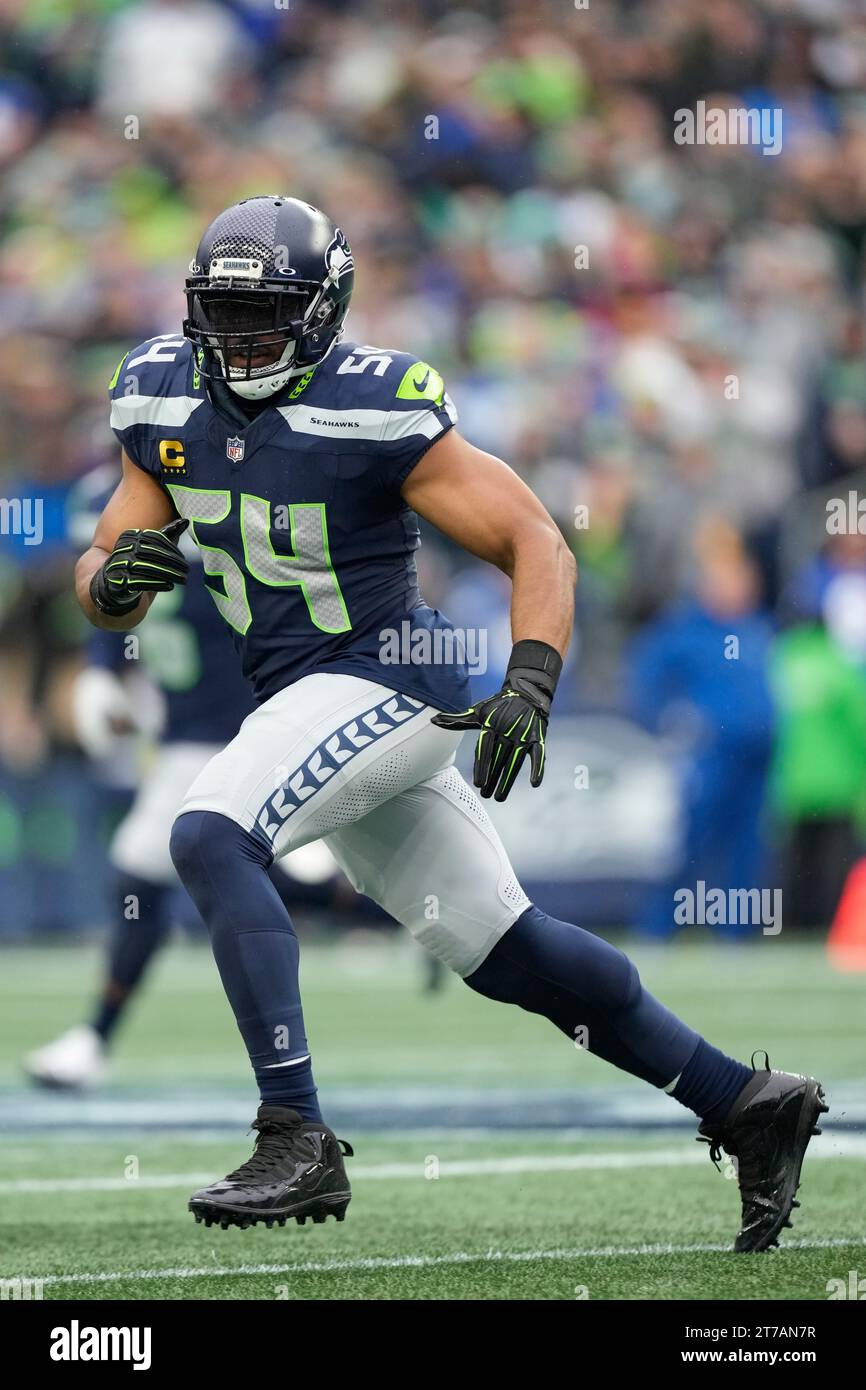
[{"xmin": 26, "ymin": 464, "xmax": 339, "ymax": 1088}]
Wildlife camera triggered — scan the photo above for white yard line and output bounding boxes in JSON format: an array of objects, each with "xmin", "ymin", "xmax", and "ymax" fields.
[
  {"xmin": 2, "ymin": 1133, "xmax": 865, "ymax": 1194},
  {"xmin": 24, "ymin": 1235, "xmax": 866, "ymax": 1289}
]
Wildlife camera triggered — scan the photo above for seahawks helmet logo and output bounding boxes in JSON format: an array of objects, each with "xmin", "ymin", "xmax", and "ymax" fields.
[{"xmin": 324, "ymin": 231, "xmax": 354, "ymax": 288}]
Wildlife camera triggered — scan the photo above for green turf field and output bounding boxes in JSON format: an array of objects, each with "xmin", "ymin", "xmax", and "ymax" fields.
[{"xmin": 1, "ymin": 936, "xmax": 864, "ymax": 1300}]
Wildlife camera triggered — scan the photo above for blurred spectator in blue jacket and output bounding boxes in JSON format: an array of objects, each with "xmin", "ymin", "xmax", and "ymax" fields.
[{"xmin": 627, "ymin": 518, "xmax": 776, "ymax": 938}]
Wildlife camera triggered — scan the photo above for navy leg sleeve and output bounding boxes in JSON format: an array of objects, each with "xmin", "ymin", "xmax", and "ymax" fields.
[
  {"xmin": 170, "ymin": 810, "xmax": 321, "ymax": 1120},
  {"xmin": 466, "ymin": 904, "xmax": 749, "ymax": 1115}
]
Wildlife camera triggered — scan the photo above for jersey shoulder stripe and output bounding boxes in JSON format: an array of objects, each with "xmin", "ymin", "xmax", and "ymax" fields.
[
  {"xmin": 312, "ymin": 342, "xmax": 458, "ymax": 450},
  {"xmin": 275, "ymin": 402, "xmax": 448, "ymax": 442},
  {"xmin": 110, "ymin": 393, "xmax": 204, "ymax": 431},
  {"xmin": 109, "ymin": 336, "xmax": 200, "ymax": 474}
]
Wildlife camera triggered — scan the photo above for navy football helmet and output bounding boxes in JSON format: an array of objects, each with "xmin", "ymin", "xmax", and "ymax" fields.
[{"xmin": 184, "ymin": 196, "xmax": 355, "ymax": 400}]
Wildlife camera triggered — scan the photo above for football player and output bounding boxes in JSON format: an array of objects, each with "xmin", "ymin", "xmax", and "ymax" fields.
[
  {"xmin": 27, "ymin": 469, "xmax": 337, "ymax": 1088},
  {"xmin": 75, "ymin": 197, "xmax": 826, "ymax": 1249}
]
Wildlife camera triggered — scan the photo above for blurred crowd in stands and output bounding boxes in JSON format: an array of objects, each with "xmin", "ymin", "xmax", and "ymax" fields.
[{"xmin": 3, "ymin": 0, "xmax": 866, "ymax": 937}]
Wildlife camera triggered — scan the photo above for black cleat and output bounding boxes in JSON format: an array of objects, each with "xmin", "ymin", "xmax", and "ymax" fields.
[
  {"xmin": 698, "ymin": 1051, "xmax": 828, "ymax": 1253},
  {"xmin": 188, "ymin": 1104, "xmax": 353, "ymax": 1231}
]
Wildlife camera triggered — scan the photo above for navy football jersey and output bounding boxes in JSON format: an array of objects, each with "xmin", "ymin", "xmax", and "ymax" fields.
[
  {"xmin": 135, "ymin": 568, "xmax": 256, "ymax": 743},
  {"xmin": 109, "ymin": 336, "xmax": 472, "ymax": 712},
  {"xmin": 70, "ymin": 466, "xmax": 255, "ymax": 744}
]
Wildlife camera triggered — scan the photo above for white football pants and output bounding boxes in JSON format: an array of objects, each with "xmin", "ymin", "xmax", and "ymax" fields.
[
  {"xmin": 111, "ymin": 741, "xmax": 337, "ymax": 890},
  {"xmin": 176, "ymin": 673, "xmax": 530, "ymax": 975}
]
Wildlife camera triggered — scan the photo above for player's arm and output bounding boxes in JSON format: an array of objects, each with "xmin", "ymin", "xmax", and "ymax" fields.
[
  {"xmin": 75, "ymin": 450, "xmax": 188, "ymax": 631},
  {"xmin": 401, "ymin": 429, "xmax": 577, "ymax": 800},
  {"xmin": 402, "ymin": 428, "xmax": 576, "ymax": 655}
]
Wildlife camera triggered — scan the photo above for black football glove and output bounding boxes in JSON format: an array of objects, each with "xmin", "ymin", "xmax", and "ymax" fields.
[
  {"xmin": 90, "ymin": 517, "xmax": 190, "ymax": 617},
  {"xmin": 431, "ymin": 639, "xmax": 562, "ymax": 801}
]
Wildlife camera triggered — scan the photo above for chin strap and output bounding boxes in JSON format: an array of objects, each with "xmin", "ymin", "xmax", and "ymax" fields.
[{"xmin": 221, "ymin": 323, "xmax": 344, "ymax": 401}]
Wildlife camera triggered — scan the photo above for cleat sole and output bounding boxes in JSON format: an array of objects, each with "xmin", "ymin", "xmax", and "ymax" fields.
[{"xmin": 188, "ymin": 1191, "xmax": 351, "ymax": 1232}]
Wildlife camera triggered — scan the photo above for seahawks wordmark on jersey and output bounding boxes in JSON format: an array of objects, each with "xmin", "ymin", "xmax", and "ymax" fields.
[{"xmin": 109, "ymin": 338, "xmax": 471, "ymax": 712}]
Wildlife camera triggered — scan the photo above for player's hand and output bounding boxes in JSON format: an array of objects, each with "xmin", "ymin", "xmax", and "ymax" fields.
[
  {"xmin": 432, "ymin": 685, "xmax": 549, "ymax": 801},
  {"xmin": 90, "ymin": 518, "xmax": 190, "ymax": 616},
  {"xmin": 431, "ymin": 639, "xmax": 562, "ymax": 802}
]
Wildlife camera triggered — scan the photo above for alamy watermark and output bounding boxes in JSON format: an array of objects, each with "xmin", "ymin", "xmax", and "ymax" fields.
[
  {"xmin": 379, "ymin": 621, "xmax": 487, "ymax": 674},
  {"xmin": 827, "ymin": 1270, "xmax": 866, "ymax": 1299},
  {"xmin": 826, "ymin": 492, "xmax": 866, "ymax": 535},
  {"xmin": 0, "ymin": 1276, "xmax": 44, "ymax": 1300},
  {"xmin": 674, "ymin": 101, "xmax": 782, "ymax": 157},
  {"xmin": 49, "ymin": 1321, "xmax": 152, "ymax": 1370},
  {"xmin": 674, "ymin": 881, "xmax": 782, "ymax": 935},
  {"xmin": 0, "ymin": 497, "xmax": 43, "ymax": 545}
]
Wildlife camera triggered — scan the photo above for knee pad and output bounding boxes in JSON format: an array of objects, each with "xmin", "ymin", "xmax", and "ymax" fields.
[{"xmin": 170, "ymin": 809, "xmax": 271, "ymax": 886}]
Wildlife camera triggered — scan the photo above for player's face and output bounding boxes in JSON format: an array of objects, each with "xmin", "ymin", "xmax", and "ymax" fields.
[
  {"xmin": 196, "ymin": 294, "xmax": 298, "ymax": 374},
  {"xmin": 224, "ymin": 341, "xmax": 285, "ymax": 370}
]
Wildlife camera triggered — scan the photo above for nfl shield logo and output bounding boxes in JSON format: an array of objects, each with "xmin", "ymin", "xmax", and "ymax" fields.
[{"xmin": 226, "ymin": 435, "xmax": 245, "ymax": 463}]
